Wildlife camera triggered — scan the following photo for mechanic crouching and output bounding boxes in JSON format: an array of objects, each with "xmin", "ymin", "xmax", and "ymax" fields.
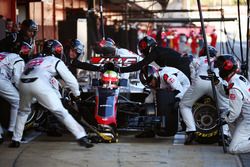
[
  {"xmin": 9, "ymin": 40, "xmax": 94, "ymax": 148},
  {"xmin": 179, "ymin": 46, "xmax": 230, "ymax": 145},
  {"xmin": 136, "ymin": 64, "xmax": 190, "ymax": 137},
  {"xmin": 217, "ymin": 54, "xmax": 250, "ymax": 154}
]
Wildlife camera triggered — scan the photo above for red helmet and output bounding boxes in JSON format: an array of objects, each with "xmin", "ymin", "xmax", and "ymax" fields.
[
  {"xmin": 216, "ymin": 54, "xmax": 238, "ymax": 79},
  {"xmin": 19, "ymin": 42, "xmax": 33, "ymax": 63},
  {"xmin": 138, "ymin": 36, "xmax": 157, "ymax": 57},
  {"xmin": 199, "ymin": 45, "xmax": 217, "ymax": 57},
  {"xmin": 43, "ymin": 40, "xmax": 63, "ymax": 59},
  {"xmin": 139, "ymin": 65, "xmax": 159, "ymax": 88},
  {"xmin": 101, "ymin": 70, "xmax": 119, "ymax": 88}
]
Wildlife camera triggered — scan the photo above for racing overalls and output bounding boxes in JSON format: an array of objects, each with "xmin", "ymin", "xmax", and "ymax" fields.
[
  {"xmin": 0, "ymin": 52, "xmax": 24, "ymax": 136},
  {"xmin": 12, "ymin": 56, "xmax": 87, "ymax": 142},
  {"xmin": 179, "ymin": 56, "xmax": 229, "ymax": 132},
  {"xmin": 145, "ymin": 66, "xmax": 190, "ymax": 103},
  {"xmin": 225, "ymin": 74, "xmax": 250, "ymax": 153}
]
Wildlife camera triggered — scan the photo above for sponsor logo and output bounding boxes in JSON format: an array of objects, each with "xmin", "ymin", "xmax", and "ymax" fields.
[{"xmin": 91, "ymin": 57, "xmax": 137, "ymax": 66}]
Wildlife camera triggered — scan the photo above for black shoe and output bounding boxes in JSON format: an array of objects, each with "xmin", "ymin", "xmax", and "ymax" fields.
[
  {"xmin": 184, "ymin": 132, "xmax": 196, "ymax": 145},
  {"xmin": 77, "ymin": 136, "xmax": 94, "ymax": 148},
  {"xmin": 135, "ymin": 130, "xmax": 155, "ymax": 138},
  {"xmin": 8, "ymin": 140, "xmax": 20, "ymax": 148},
  {"xmin": 0, "ymin": 138, "xmax": 3, "ymax": 144}
]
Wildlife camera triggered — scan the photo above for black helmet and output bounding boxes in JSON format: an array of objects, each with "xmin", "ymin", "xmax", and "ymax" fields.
[
  {"xmin": 94, "ymin": 37, "xmax": 116, "ymax": 55},
  {"xmin": 21, "ymin": 19, "xmax": 38, "ymax": 37},
  {"xmin": 199, "ymin": 45, "xmax": 217, "ymax": 57},
  {"xmin": 70, "ymin": 39, "xmax": 84, "ymax": 57},
  {"xmin": 139, "ymin": 65, "xmax": 160, "ymax": 88},
  {"xmin": 138, "ymin": 36, "xmax": 157, "ymax": 57},
  {"xmin": 19, "ymin": 41, "xmax": 33, "ymax": 63},
  {"xmin": 216, "ymin": 54, "xmax": 238, "ymax": 79},
  {"xmin": 43, "ymin": 39, "xmax": 63, "ymax": 59}
]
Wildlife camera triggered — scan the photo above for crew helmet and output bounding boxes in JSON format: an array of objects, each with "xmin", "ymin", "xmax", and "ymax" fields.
[
  {"xmin": 19, "ymin": 41, "xmax": 33, "ymax": 63},
  {"xmin": 138, "ymin": 36, "xmax": 157, "ymax": 57},
  {"xmin": 199, "ymin": 45, "xmax": 217, "ymax": 58},
  {"xmin": 216, "ymin": 54, "xmax": 238, "ymax": 79},
  {"xmin": 43, "ymin": 39, "xmax": 63, "ymax": 59},
  {"xmin": 139, "ymin": 65, "xmax": 160, "ymax": 88},
  {"xmin": 20, "ymin": 19, "xmax": 38, "ymax": 37},
  {"xmin": 70, "ymin": 39, "xmax": 84, "ymax": 57},
  {"xmin": 94, "ymin": 37, "xmax": 116, "ymax": 55}
]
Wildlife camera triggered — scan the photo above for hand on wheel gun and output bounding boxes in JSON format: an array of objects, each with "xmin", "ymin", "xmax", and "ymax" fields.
[
  {"xmin": 207, "ymin": 69, "xmax": 220, "ymax": 85},
  {"xmin": 69, "ymin": 92, "xmax": 81, "ymax": 103}
]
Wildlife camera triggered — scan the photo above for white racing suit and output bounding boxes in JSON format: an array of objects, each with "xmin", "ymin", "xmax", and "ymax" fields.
[
  {"xmin": 225, "ymin": 74, "xmax": 250, "ymax": 153},
  {"xmin": 145, "ymin": 66, "xmax": 190, "ymax": 103},
  {"xmin": 179, "ymin": 56, "xmax": 229, "ymax": 133},
  {"xmin": 12, "ymin": 56, "xmax": 87, "ymax": 142},
  {"xmin": 0, "ymin": 52, "xmax": 24, "ymax": 137}
]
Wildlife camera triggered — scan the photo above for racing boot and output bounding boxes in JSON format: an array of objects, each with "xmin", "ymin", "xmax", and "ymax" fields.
[
  {"xmin": 8, "ymin": 140, "xmax": 20, "ymax": 148},
  {"xmin": 77, "ymin": 136, "xmax": 94, "ymax": 148},
  {"xmin": 135, "ymin": 130, "xmax": 155, "ymax": 138},
  {"xmin": 184, "ymin": 131, "xmax": 196, "ymax": 145}
]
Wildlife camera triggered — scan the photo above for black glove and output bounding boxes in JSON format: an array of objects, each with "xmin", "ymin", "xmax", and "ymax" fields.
[
  {"xmin": 207, "ymin": 69, "xmax": 220, "ymax": 85},
  {"xmin": 69, "ymin": 93, "xmax": 81, "ymax": 102}
]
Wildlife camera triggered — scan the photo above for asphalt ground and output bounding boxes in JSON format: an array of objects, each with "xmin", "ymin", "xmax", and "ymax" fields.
[{"xmin": 0, "ymin": 131, "xmax": 244, "ymax": 167}]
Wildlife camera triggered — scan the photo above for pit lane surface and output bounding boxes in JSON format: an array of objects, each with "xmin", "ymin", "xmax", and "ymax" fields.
[{"xmin": 0, "ymin": 131, "xmax": 241, "ymax": 167}]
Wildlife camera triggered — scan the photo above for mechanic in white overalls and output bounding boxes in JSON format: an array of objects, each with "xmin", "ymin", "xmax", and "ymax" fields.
[
  {"xmin": 179, "ymin": 46, "xmax": 230, "ymax": 145},
  {"xmin": 0, "ymin": 50, "xmax": 25, "ymax": 144},
  {"xmin": 217, "ymin": 54, "xmax": 250, "ymax": 154},
  {"xmin": 9, "ymin": 40, "xmax": 93, "ymax": 148},
  {"xmin": 136, "ymin": 65, "xmax": 190, "ymax": 137}
]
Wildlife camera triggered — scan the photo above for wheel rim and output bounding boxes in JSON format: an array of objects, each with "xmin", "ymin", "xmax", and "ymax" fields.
[{"xmin": 193, "ymin": 104, "xmax": 218, "ymax": 131}]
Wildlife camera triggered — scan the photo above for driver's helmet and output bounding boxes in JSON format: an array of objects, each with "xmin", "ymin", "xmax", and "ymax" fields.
[
  {"xmin": 19, "ymin": 41, "xmax": 33, "ymax": 63},
  {"xmin": 94, "ymin": 37, "xmax": 116, "ymax": 55},
  {"xmin": 215, "ymin": 54, "xmax": 238, "ymax": 80},
  {"xmin": 20, "ymin": 19, "xmax": 38, "ymax": 38},
  {"xmin": 70, "ymin": 39, "xmax": 84, "ymax": 57},
  {"xmin": 139, "ymin": 65, "xmax": 160, "ymax": 89},
  {"xmin": 43, "ymin": 39, "xmax": 63, "ymax": 59},
  {"xmin": 101, "ymin": 70, "xmax": 119, "ymax": 88},
  {"xmin": 138, "ymin": 36, "xmax": 157, "ymax": 57},
  {"xmin": 199, "ymin": 45, "xmax": 217, "ymax": 58}
]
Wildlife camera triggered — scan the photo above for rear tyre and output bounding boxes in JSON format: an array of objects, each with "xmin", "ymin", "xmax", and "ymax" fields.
[{"xmin": 193, "ymin": 96, "xmax": 219, "ymax": 144}]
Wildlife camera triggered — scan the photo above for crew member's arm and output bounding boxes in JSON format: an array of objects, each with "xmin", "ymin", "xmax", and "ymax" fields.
[
  {"xmin": 12, "ymin": 59, "xmax": 25, "ymax": 89},
  {"xmin": 56, "ymin": 60, "xmax": 80, "ymax": 96},
  {"xmin": 71, "ymin": 59, "xmax": 100, "ymax": 71},
  {"xmin": 119, "ymin": 52, "xmax": 156, "ymax": 73},
  {"xmin": 164, "ymin": 74, "xmax": 184, "ymax": 99}
]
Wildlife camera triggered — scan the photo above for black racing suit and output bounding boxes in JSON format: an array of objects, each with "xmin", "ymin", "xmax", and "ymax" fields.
[{"xmin": 119, "ymin": 46, "xmax": 191, "ymax": 80}]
